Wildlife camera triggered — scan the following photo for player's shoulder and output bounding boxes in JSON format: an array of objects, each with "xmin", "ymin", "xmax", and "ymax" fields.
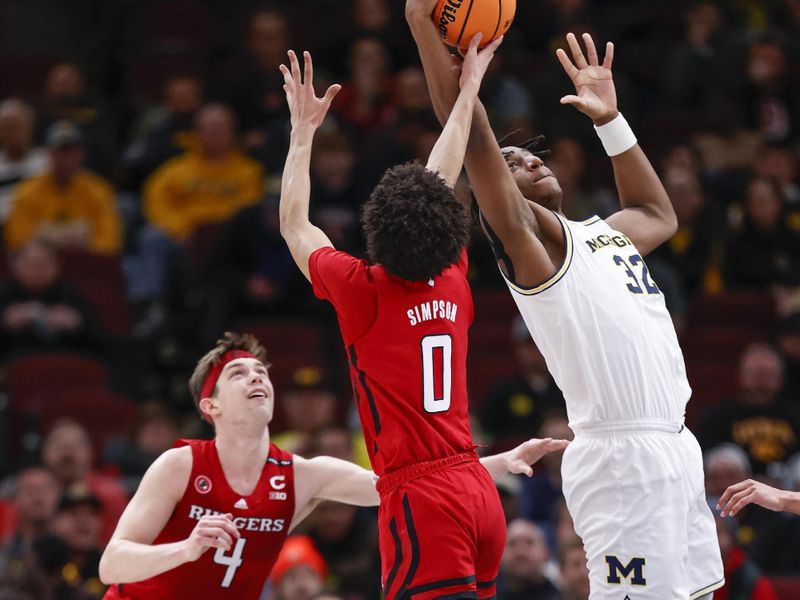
[{"xmin": 150, "ymin": 445, "xmax": 193, "ymax": 477}]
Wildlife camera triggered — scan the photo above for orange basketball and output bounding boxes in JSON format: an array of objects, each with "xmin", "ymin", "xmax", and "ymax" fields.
[{"xmin": 433, "ymin": 0, "xmax": 516, "ymax": 52}]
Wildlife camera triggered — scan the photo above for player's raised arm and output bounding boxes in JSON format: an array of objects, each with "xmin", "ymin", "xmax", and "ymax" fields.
[
  {"xmin": 99, "ymin": 447, "xmax": 240, "ymax": 584},
  {"xmin": 406, "ymin": 1, "xmax": 558, "ymax": 288},
  {"xmin": 278, "ymin": 50, "xmax": 340, "ymax": 281},
  {"xmin": 425, "ymin": 32, "xmax": 501, "ymax": 188},
  {"xmin": 718, "ymin": 479, "xmax": 800, "ymax": 517},
  {"xmin": 557, "ymin": 33, "xmax": 677, "ymax": 255}
]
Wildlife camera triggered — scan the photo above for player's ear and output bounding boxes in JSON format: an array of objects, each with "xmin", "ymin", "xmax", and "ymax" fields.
[{"xmin": 199, "ymin": 396, "xmax": 220, "ymax": 418}]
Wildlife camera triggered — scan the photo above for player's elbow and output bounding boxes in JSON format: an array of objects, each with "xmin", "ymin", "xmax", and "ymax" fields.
[{"xmin": 98, "ymin": 548, "xmax": 120, "ymax": 585}]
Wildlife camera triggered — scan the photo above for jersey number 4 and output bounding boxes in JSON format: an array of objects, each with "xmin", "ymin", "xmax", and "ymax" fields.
[
  {"xmin": 214, "ymin": 537, "xmax": 246, "ymax": 588},
  {"xmin": 421, "ymin": 334, "xmax": 452, "ymax": 413},
  {"xmin": 613, "ymin": 254, "xmax": 659, "ymax": 295}
]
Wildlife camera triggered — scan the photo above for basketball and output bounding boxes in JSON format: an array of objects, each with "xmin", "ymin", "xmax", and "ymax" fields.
[{"xmin": 432, "ymin": 0, "xmax": 516, "ymax": 52}]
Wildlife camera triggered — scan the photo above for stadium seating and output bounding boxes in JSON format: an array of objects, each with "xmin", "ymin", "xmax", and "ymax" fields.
[{"xmin": 770, "ymin": 576, "xmax": 800, "ymax": 600}]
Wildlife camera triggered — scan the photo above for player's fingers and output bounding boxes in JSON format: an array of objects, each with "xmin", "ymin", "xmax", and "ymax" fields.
[
  {"xmin": 566, "ymin": 32, "xmax": 588, "ymax": 69},
  {"xmin": 582, "ymin": 33, "xmax": 599, "ymax": 66},
  {"xmin": 288, "ymin": 50, "xmax": 301, "ymax": 84},
  {"xmin": 303, "ymin": 51, "xmax": 313, "ymax": 88},
  {"xmin": 482, "ymin": 35, "xmax": 503, "ymax": 56},
  {"xmin": 322, "ymin": 84, "xmax": 342, "ymax": 105},
  {"xmin": 730, "ymin": 491, "xmax": 757, "ymax": 516},
  {"xmin": 560, "ymin": 95, "xmax": 585, "ymax": 109},
  {"xmin": 202, "ymin": 528, "xmax": 233, "ymax": 548},
  {"xmin": 546, "ymin": 439, "xmax": 570, "ymax": 451},
  {"xmin": 556, "ymin": 48, "xmax": 579, "ymax": 80},
  {"xmin": 721, "ymin": 488, "xmax": 752, "ymax": 516},
  {"xmin": 602, "ymin": 41, "xmax": 615, "ymax": 69},
  {"xmin": 279, "ymin": 64, "xmax": 292, "ymax": 84},
  {"xmin": 717, "ymin": 480, "xmax": 750, "ymax": 509},
  {"xmin": 466, "ymin": 32, "xmax": 483, "ymax": 57}
]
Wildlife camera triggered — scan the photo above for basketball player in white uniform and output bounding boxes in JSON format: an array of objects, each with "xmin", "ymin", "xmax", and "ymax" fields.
[{"xmin": 406, "ymin": 2, "xmax": 724, "ymax": 598}]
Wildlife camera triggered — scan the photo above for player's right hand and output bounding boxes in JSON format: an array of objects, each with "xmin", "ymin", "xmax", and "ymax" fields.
[
  {"xmin": 183, "ymin": 513, "xmax": 241, "ymax": 561},
  {"xmin": 279, "ymin": 50, "xmax": 341, "ymax": 131},
  {"xmin": 717, "ymin": 479, "xmax": 785, "ymax": 517},
  {"xmin": 459, "ymin": 33, "xmax": 503, "ymax": 93}
]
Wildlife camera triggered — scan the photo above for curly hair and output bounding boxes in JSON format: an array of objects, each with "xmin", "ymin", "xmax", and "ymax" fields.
[
  {"xmin": 361, "ymin": 163, "xmax": 469, "ymax": 281},
  {"xmin": 188, "ymin": 332, "xmax": 269, "ymax": 420}
]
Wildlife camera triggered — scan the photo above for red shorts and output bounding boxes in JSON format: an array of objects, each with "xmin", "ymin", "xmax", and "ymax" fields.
[{"xmin": 377, "ymin": 453, "xmax": 505, "ymax": 600}]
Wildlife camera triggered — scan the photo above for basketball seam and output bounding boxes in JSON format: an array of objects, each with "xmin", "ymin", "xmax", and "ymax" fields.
[
  {"xmin": 455, "ymin": 0, "xmax": 476, "ymax": 48},
  {"xmin": 489, "ymin": 0, "xmax": 502, "ymax": 42}
]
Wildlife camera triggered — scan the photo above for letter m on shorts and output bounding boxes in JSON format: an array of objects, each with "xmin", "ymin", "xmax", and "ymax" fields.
[{"xmin": 605, "ymin": 556, "xmax": 646, "ymax": 586}]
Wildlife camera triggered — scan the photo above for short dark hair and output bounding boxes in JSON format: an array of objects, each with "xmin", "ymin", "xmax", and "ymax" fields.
[{"xmin": 361, "ymin": 163, "xmax": 468, "ymax": 281}]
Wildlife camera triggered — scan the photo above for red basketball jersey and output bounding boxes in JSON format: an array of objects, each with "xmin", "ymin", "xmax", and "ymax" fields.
[
  {"xmin": 310, "ymin": 246, "xmax": 474, "ymax": 476},
  {"xmin": 103, "ymin": 439, "xmax": 295, "ymax": 600}
]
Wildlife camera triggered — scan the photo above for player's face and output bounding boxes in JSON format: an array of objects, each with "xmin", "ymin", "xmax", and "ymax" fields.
[
  {"xmin": 502, "ymin": 146, "xmax": 563, "ymax": 211},
  {"xmin": 216, "ymin": 358, "xmax": 274, "ymax": 424}
]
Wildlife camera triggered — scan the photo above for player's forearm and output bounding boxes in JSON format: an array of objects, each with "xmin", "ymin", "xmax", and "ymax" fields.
[
  {"xmin": 479, "ymin": 451, "xmax": 512, "ymax": 479},
  {"xmin": 611, "ymin": 145, "xmax": 673, "ymax": 217},
  {"xmin": 406, "ymin": 10, "xmax": 460, "ymax": 125},
  {"xmin": 426, "ymin": 82, "xmax": 479, "ymax": 188},
  {"xmin": 279, "ymin": 127, "xmax": 316, "ymax": 235},
  {"xmin": 99, "ymin": 538, "xmax": 191, "ymax": 584},
  {"xmin": 780, "ymin": 490, "xmax": 800, "ymax": 515}
]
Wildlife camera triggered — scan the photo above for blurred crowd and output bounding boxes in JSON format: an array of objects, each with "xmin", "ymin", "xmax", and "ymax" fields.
[{"xmin": 0, "ymin": 0, "xmax": 799, "ymax": 598}]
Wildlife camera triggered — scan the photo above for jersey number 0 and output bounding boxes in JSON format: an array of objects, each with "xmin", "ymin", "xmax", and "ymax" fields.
[{"xmin": 421, "ymin": 334, "xmax": 452, "ymax": 413}]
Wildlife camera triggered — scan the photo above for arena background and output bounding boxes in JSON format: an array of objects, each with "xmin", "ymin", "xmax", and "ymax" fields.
[{"xmin": 0, "ymin": 0, "xmax": 798, "ymax": 598}]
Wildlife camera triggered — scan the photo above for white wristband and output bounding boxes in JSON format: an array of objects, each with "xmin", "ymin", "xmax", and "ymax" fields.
[{"xmin": 594, "ymin": 113, "xmax": 637, "ymax": 157}]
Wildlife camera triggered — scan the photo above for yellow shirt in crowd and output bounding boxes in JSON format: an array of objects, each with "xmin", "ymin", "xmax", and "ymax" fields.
[
  {"xmin": 5, "ymin": 170, "xmax": 122, "ymax": 255},
  {"xmin": 144, "ymin": 152, "xmax": 264, "ymax": 241}
]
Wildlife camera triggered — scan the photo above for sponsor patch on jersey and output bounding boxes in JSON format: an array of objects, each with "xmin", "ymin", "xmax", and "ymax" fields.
[
  {"xmin": 194, "ymin": 475, "xmax": 213, "ymax": 494},
  {"xmin": 269, "ymin": 491, "xmax": 287, "ymax": 501}
]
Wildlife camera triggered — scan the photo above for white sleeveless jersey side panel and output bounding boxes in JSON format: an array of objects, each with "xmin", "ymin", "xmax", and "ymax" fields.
[{"xmin": 503, "ymin": 215, "xmax": 691, "ymax": 428}]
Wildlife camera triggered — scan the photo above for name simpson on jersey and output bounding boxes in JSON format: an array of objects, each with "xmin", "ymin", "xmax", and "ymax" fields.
[
  {"xmin": 188, "ymin": 505, "xmax": 286, "ymax": 532},
  {"xmin": 407, "ymin": 299, "xmax": 459, "ymax": 326}
]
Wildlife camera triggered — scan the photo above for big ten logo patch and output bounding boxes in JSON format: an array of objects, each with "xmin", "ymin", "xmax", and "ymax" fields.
[
  {"xmin": 195, "ymin": 475, "xmax": 213, "ymax": 494},
  {"xmin": 269, "ymin": 475, "xmax": 287, "ymax": 500},
  {"xmin": 605, "ymin": 556, "xmax": 646, "ymax": 586}
]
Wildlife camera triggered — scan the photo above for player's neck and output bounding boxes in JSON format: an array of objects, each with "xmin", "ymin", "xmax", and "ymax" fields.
[{"xmin": 214, "ymin": 427, "xmax": 271, "ymax": 491}]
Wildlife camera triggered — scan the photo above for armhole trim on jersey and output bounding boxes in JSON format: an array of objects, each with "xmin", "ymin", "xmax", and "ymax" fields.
[
  {"xmin": 689, "ymin": 577, "xmax": 725, "ymax": 600},
  {"xmin": 502, "ymin": 212, "xmax": 574, "ymax": 296},
  {"xmin": 579, "ymin": 215, "xmax": 602, "ymax": 225}
]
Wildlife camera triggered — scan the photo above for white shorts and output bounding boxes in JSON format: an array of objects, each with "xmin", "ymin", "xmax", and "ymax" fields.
[{"xmin": 561, "ymin": 421, "xmax": 724, "ymax": 599}]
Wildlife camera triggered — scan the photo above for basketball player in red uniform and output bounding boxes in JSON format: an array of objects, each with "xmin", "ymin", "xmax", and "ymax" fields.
[
  {"xmin": 99, "ymin": 332, "xmax": 563, "ymax": 599},
  {"xmin": 278, "ymin": 37, "xmax": 567, "ymax": 599}
]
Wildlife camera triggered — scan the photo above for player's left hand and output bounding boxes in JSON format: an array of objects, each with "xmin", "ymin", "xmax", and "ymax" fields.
[
  {"xmin": 556, "ymin": 33, "xmax": 618, "ymax": 126},
  {"xmin": 279, "ymin": 50, "xmax": 341, "ymax": 131},
  {"xmin": 717, "ymin": 479, "xmax": 785, "ymax": 517},
  {"xmin": 505, "ymin": 437, "xmax": 570, "ymax": 477}
]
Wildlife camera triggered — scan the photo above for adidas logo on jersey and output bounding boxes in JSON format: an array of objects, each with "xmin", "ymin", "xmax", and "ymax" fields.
[{"xmin": 234, "ymin": 498, "xmax": 249, "ymax": 510}]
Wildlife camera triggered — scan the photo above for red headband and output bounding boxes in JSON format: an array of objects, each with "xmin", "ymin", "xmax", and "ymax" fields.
[{"xmin": 199, "ymin": 350, "xmax": 258, "ymax": 421}]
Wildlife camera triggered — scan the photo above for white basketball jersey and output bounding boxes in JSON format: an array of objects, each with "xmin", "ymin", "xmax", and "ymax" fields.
[{"xmin": 503, "ymin": 214, "xmax": 691, "ymax": 429}]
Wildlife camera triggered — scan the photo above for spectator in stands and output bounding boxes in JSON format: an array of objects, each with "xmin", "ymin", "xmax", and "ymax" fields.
[
  {"xmin": 741, "ymin": 36, "xmax": 800, "ymax": 143},
  {"xmin": 706, "ymin": 444, "xmax": 753, "ymax": 499},
  {"xmin": 37, "ymin": 63, "xmax": 114, "ymax": 176},
  {"xmin": 546, "ymin": 137, "xmax": 615, "ymax": 221},
  {"xmin": 519, "ymin": 414, "xmax": 573, "ymax": 544},
  {"xmin": 699, "ymin": 343, "xmax": 800, "ymax": 475},
  {"xmin": 496, "ymin": 519, "xmax": 558, "ymax": 600},
  {"xmin": 480, "ymin": 316, "xmax": 565, "ymax": 447},
  {"xmin": 50, "ymin": 484, "xmax": 105, "ymax": 597},
  {"xmin": 4, "ymin": 121, "xmax": 121, "ymax": 255},
  {"xmin": 224, "ymin": 7, "xmax": 292, "ymax": 175},
  {"xmin": 723, "ymin": 176, "xmax": 800, "ymax": 289},
  {"xmin": 558, "ymin": 537, "xmax": 590, "ymax": 600},
  {"xmin": 332, "ymin": 37, "xmax": 395, "ymax": 135},
  {"xmin": 777, "ymin": 311, "xmax": 800, "ymax": 400},
  {"xmin": 196, "ymin": 192, "xmax": 301, "ymax": 347},
  {"xmin": 20, "ymin": 533, "xmax": 97, "ymax": 600},
  {"xmin": 306, "ymin": 500, "xmax": 381, "ymax": 600},
  {"xmin": 101, "ymin": 402, "xmax": 179, "ymax": 494},
  {"xmin": 40, "ymin": 419, "xmax": 127, "ymax": 544},
  {"xmin": 0, "ymin": 99, "xmax": 47, "ymax": 224},
  {"xmin": 0, "ymin": 240, "xmax": 104, "ymax": 356},
  {"xmin": 753, "ymin": 143, "xmax": 800, "ymax": 208},
  {"xmin": 271, "ymin": 535, "xmax": 329, "ymax": 600},
  {"xmin": 309, "ymin": 130, "xmax": 369, "ymax": 251},
  {"xmin": 143, "ymin": 103, "xmax": 263, "ymax": 243},
  {"xmin": 0, "ymin": 468, "xmax": 60, "ymax": 576},
  {"xmin": 494, "ymin": 473, "xmax": 522, "ymax": 524},
  {"xmin": 122, "ymin": 75, "xmax": 203, "ymax": 189},
  {"xmin": 714, "ymin": 510, "xmax": 777, "ymax": 600}
]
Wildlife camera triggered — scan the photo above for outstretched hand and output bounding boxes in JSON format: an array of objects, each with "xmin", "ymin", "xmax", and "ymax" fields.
[
  {"xmin": 279, "ymin": 50, "xmax": 341, "ymax": 131},
  {"xmin": 505, "ymin": 437, "xmax": 570, "ymax": 477},
  {"xmin": 556, "ymin": 32, "xmax": 618, "ymax": 125},
  {"xmin": 459, "ymin": 33, "xmax": 503, "ymax": 92},
  {"xmin": 717, "ymin": 479, "xmax": 785, "ymax": 517}
]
